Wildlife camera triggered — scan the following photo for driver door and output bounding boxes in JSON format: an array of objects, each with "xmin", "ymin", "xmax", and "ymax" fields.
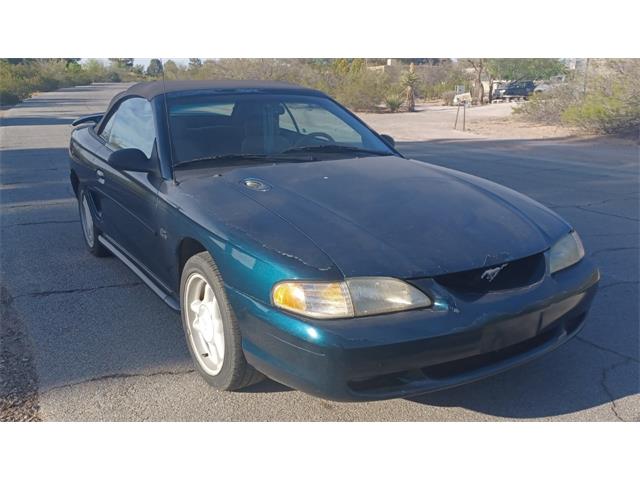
[{"xmin": 96, "ymin": 97, "xmax": 162, "ymax": 280}]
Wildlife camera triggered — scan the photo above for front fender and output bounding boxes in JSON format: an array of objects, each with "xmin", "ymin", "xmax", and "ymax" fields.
[{"xmin": 157, "ymin": 180, "xmax": 342, "ymax": 304}]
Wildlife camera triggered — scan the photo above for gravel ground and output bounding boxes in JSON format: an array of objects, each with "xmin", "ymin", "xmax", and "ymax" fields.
[
  {"xmin": 1, "ymin": 84, "xmax": 638, "ymax": 421},
  {"xmin": 0, "ymin": 286, "xmax": 40, "ymax": 421}
]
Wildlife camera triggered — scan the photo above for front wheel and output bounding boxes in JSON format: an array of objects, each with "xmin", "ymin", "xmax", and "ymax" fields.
[{"xmin": 180, "ymin": 251, "xmax": 263, "ymax": 390}]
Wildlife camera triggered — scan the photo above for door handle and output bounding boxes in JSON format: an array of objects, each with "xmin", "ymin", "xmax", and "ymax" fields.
[{"xmin": 96, "ymin": 169, "xmax": 105, "ymax": 184}]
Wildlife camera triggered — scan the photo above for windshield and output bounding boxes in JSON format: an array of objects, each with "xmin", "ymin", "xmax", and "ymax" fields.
[{"xmin": 167, "ymin": 93, "xmax": 394, "ymax": 165}]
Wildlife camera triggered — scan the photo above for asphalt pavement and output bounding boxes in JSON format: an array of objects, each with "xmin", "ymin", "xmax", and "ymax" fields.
[{"xmin": 0, "ymin": 84, "xmax": 638, "ymax": 421}]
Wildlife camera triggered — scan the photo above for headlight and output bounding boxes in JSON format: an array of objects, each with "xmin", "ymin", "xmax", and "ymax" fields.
[
  {"xmin": 272, "ymin": 277, "xmax": 431, "ymax": 319},
  {"xmin": 549, "ymin": 231, "xmax": 585, "ymax": 274}
]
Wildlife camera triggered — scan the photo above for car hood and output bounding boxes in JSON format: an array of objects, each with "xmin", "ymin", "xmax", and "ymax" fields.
[{"xmin": 189, "ymin": 156, "xmax": 571, "ymax": 278}]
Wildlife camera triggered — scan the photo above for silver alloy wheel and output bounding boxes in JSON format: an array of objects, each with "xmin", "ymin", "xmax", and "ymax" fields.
[
  {"xmin": 80, "ymin": 195, "xmax": 95, "ymax": 247},
  {"xmin": 184, "ymin": 273, "xmax": 226, "ymax": 375}
]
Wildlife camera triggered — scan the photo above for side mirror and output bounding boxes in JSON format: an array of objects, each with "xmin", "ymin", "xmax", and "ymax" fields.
[
  {"xmin": 108, "ymin": 148, "xmax": 153, "ymax": 173},
  {"xmin": 380, "ymin": 134, "xmax": 395, "ymax": 148}
]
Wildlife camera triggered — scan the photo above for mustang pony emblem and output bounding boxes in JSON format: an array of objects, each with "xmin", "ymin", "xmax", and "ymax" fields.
[{"xmin": 481, "ymin": 263, "xmax": 509, "ymax": 282}]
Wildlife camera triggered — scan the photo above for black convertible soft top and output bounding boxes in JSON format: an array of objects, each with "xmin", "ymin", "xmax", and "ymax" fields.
[
  {"xmin": 115, "ymin": 80, "xmax": 322, "ymax": 102},
  {"xmin": 96, "ymin": 80, "xmax": 327, "ymax": 139},
  {"xmin": 102, "ymin": 80, "xmax": 326, "ymax": 120}
]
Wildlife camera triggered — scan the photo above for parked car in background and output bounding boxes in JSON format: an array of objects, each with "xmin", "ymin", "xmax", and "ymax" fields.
[
  {"xmin": 493, "ymin": 80, "xmax": 536, "ymax": 101},
  {"xmin": 68, "ymin": 80, "xmax": 599, "ymax": 401},
  {"xmin": 534, "ymin": 75, "xmax": 567, "ymax": 95}
]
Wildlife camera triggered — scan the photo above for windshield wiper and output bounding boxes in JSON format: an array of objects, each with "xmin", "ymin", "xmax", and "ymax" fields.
[
  {"xmin": 173, "ymin": 146, "xmax": 391, "ymax": 169},
  {"xmin": 173, "ymin": 153, "xmax": 271, "ymax": 168},
  {"xmin": 281, "ymin": 145, "xmax": 392, "ymax": 156}
]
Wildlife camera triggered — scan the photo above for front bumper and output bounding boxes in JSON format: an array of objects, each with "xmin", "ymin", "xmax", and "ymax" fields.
[{"xmin": 228, "ymin": 258, "xmax": 599, "ymax": 401}]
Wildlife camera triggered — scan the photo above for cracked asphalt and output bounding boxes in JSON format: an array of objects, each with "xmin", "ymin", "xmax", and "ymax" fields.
[{"xmin": 1, "ymin": 84, "xmax": 638, "ymax": 421}]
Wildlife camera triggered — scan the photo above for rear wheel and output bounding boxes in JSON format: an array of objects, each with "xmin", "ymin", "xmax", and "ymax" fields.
[
  {"xmin": 180, "ymin": 251, "xmax": 263, "ymax": 390},
  {"xmin": 78, "ymin": 189, "xmax": 109, "ymax": 257}
]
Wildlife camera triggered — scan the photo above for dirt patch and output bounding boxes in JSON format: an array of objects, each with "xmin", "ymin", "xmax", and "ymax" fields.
[
  {"xmin": 0, "ymin": 286, "xmax": 40, "ymax": 421},
  {"xmin": 465, "ymin": 116, "xmax": 580, "ymax": 140},
  {"xmin": 360, "ymin": 101, "xmax": 588, "ymax": 142}
]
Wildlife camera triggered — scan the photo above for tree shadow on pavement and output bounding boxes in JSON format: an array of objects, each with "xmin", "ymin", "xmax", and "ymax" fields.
[
  {"xmin": 408, "ymin": 337, "xmax": 639, "ymax": 418},
  {"xmin": 0, "ymin": 116, "xmax": 74, "ymax": 127}
]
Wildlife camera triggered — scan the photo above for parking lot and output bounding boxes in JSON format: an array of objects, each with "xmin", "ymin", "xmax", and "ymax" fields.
[{"xmin": 1, "ymin": 83, "xmax": 638, "ymax": 421}]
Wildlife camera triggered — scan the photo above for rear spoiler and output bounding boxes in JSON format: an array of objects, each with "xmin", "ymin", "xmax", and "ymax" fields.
[{"xmin": 71, "ymin": 113, "xmax": 103, "ymax": 127}]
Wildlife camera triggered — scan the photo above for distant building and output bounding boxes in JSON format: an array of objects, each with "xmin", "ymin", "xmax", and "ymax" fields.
[{"xmin": 563, "ymin": 58, "xmax": 588, "ymax": 71}]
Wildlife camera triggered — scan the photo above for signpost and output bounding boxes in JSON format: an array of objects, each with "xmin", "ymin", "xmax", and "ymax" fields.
[{"xmin": 454, "ymin": 101, "xmax": 466, "ymax": 132}]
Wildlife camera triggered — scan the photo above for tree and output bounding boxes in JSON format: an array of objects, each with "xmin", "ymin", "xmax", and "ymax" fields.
[
  {"xmin": 486, "ymin": 59, "xmax": 566, "ymax": 82},
  {"xmin": 131, "ymin": 64, "xmax": 145, "ymax": 76},
  {"xmin": 108, "ymin": 58, "xmax": 134, "ymax": 69},
  {"xmin": 485, "ymin": 59, "xmax": 566, "ymax": 102},
  {"xmin": 163, "ymin": 59, "xmax": 180, "ymax": 79},
  {"xmin": 147, "ymin": 58, "xmax": 163, "ymax": 77},
  {"xmin": 188, "ymin": 58, "xmax": 203, "ymax": 70},
  {"xmin": 331, "ymin": 58, "xmax": 365, "ymax": 76},
  {"xmin": 466, "ymin": 59, "xmax": 486, "ymax": 104}
]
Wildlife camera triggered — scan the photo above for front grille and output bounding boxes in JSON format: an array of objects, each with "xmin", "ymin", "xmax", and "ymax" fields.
[{"xmin": 434, "ymin": 252, "xmax": 545, "ymax": 295}]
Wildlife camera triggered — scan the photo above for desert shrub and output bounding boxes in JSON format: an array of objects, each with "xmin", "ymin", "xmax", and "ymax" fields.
[
  {"xmin": 82, "ymin": 59, "xmax": 112, "ymax": 82},
  {"xmin": 441, "ymin": 91, "xmax": 456, "ymax": 106},
  {"xmin": 515, "ymin": 59, "xmax": 640, "ymax": 136},
  {"xmin": 107, "ymin": 71, "xmax": 121, "ymax": 83},
  {"xmin": 384, "ymin": 92, "xmax": 404, "ymax": 112},
  {"xmin": 192, "ymin": 59, "xmax": 390, "ymax": 111},
  {"xmin": 331, "ymin": 70, "xmax": 391, "ymax": 111},
  {"xmin": 420, "ymin": 63, "xmax": 472, "ymax": 100},
  {"xmin": 562, "ymin": 88, "xmax": 640, "ymax": 135},
  {"xmin": 0, "ymin": 59, "xmax": 125, "ymax": 105},
  {"xmin": 514, "ymin": 83, "xmax": 580, "ymax": 123},
  {"xmin": 1, "ymin": 58, "xmax": 465, "ymax": 114}
]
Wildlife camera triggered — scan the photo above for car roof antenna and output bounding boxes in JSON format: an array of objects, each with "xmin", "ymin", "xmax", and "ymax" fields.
[{"xmin": 160, "ymin": 59, "xmax": 178, "ymax": 185}]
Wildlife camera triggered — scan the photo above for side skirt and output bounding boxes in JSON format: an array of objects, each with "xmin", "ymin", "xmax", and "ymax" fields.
[{"xmin": 98, "ymin": 234, "xmax": 180, "ymax": 311}]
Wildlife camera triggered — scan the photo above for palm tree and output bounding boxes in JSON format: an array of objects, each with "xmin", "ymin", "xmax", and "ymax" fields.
[{"xmin": 402, "ymin": 63, "xmax": 420, "ymax": 112}]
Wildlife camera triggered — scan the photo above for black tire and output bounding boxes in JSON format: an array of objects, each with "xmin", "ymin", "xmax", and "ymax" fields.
[
  {"xmin": 180, "ymin": 251, "xmax": 263, "ymax": 390},
  {"xmin": 78, "ymin": 188, "xmax": 109, "ymax": 257}
]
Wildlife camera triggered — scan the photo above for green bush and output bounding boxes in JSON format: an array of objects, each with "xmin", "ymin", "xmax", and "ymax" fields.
[
  {"xmin": 193, "ymin": 59, "xmax": 391, "ymax": 112},
  {"xmin": 419, "ymin": 63, "xmax": 472, "ymax": 100},
  {"xmin": 331, "ymin": 70, "xmax": 390, "ymax": 111},
  {"xmin": 0, "ymin": 58, "xmax": 472, "ymax": 114},
  {"xmin": 0, "ymin": 59, "xmax": 131, "ymax": 106},
  {"xmin": 515, "ymin": 60, "xmax": 640, "ymax": 136},
  {"xmin": 561, "ymin": 86, "xmax": 639, "ymax": 136},
  {"xmin": 108, "ymin": 71, "xmax": 121, "ymax": 83},
  {"xmin": 384, "ymin": 92, "xmax": 404, "ymax": 112}
]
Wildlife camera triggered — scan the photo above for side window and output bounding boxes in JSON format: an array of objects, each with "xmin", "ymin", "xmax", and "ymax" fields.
[
  {"xmin": 284, "ymin": 102, "xmax": 362, "ymax": 144},
  {"xmin": 102, "ymin": 98, "xmax": 155, "ymax": 158}
]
